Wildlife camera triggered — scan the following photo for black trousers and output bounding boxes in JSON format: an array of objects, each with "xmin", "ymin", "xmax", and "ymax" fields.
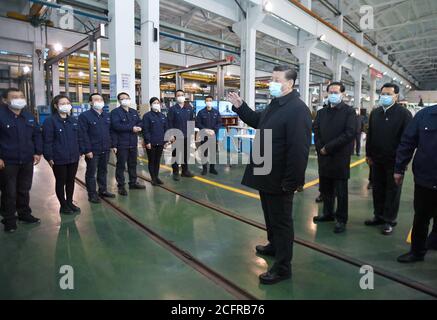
[
  {"xmin": 368, "ymin": 164, "xmax": 373, "ymax": 183},
  {"xmin": 52, "ymin": 162, "xmax": 79, "ymax": 207},
  {"xmin": 146, "ymin": 145, "xmax": 164, "ymax": 181},
  {"xmin": 85, "ymin": 151, "xmax": 109, "ymax": 196},
  {"xmin": 0, "ymin": 162, "xmax": 34, "ymax": 224},
  {"xmin": 411, "ymin": 184, "xmax": 437, "ymax": 256},
  {"xmin": 371, "ymin": 161, "xmax": 402, "ymax": 223},
  {"xmin": 319, "ymin": 177, "xmax": 349, "ymax": 223},
  {"xmin": 354, "ymin": 133, "xmax": 361, "ymax": 155},
  {"xmin": 259, "ymin": 191, "xmax": 294, "ymax": 274},
  {"xmin": 199, "ymin": 137, "xmax": 216, "ymax": 170},
  {"xmin": 172, "ymin": 137, "xmax": 189, "ymax": 174},
  {"xmin": 115, "ymin": 147, "xmax": 138, "ymax": 188}
]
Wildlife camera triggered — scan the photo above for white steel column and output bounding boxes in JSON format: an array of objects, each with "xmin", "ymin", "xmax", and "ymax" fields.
[
  {"xmin": 32, "ymin": 27, "xmax": 46, "ymax": 106},
  {"xmin": 292, "ymin": 34, "xmax": 317, "ymax": 106},
  {"xmin": 355, "ymin": 32, "xmax": 364, "ymax": 46},
  {"xmin": 140, "ymin": 0, "xmax": 161, "ymax": 103},
  {"xmin": 351, "ymin": 62, "xmax": 367, "ymax": 109},
  {"xmin": 108, "ymin": 0, "xmax": 136, "ymax": 107},
  {"xmin": 326, "ymin": 50, "xmax": 348, "ymax": 82},
  {"xmin": 369, "ymin": 72, "xmax": 377, "ymax": 109},
  {"xmin": 51, "ymin": 63, "xmax": 60, "ymax": 96},
  {"xmin": 233, "ymin": 3, "xmax": 265, "ymax": 109}
]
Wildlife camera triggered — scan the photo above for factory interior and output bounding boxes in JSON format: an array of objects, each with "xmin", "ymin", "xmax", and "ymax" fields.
[{"xmin": 0, "ymin": 0, "xmax": 437, "ymax": 304}]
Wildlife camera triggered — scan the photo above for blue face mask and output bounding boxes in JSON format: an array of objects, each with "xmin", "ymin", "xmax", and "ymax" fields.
[
  {"xmin": 379, "ymin": 95, "xmax": 394, "ymax": 107},
  {"xmin": 328, "ymin": 93, "xmax": 342, "ymax": 105},
  {"xmin": 269, "ymin": 82, "xmax": 283, "ymax": 98}
]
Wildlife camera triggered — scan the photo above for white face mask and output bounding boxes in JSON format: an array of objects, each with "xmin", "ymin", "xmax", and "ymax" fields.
[
  {"xmin": 59, "ymin": 104, "xmax": 72, "ymax": 114},
  {"xmin": 151, "ymin": 103, "xmax": 161, "ymax": 112},
  {"xmin": 10, "ymin": 98, "xmax": 27, "ymax": 110},
  {"xmin": 120, "ymin": 99, "xmax": 131, "ymax": 108},
  {"xmin": 206, "ymin": 101, "xmax": 213, "ymax": 109},
  {"xmin": 92, "ymin": 101, "xmax": 105, "ymax": 110},
  {"xmin": 176, "ymin": 96, "xmax": 185, "ymax": 104}
]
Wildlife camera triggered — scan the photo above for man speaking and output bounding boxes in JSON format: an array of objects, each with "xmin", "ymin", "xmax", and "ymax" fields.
[{"xmin": 228, "ymin": 65, "xmax": 312, "ymax": 285}]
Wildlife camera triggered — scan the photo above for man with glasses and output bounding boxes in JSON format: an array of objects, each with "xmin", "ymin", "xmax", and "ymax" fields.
[{"xmin": 365, "ymin": 83, "xmax": 412, "ymax": 235}]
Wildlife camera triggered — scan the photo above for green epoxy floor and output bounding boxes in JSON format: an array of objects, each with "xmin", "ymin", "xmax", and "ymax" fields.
[
  {"xmin": 0, "ymin": 162, "xmax": 235, "ymax": 300},
  {"xmin": 1, "ymin": 147, "xmax": 436, "ymax": 299},
  {"xmin": 133, "ymin": 148, "xmax": 437, "ymax": 294}
]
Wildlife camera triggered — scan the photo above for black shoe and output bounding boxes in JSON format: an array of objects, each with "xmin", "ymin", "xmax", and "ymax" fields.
[
  {"xmin": 255, "ymin": 244, "xmax": 276, "ymax": 257},
  {"xmin": 4, "ymin": 222, "xmax": 17, "ymax": 233},
  {"xmin": 67, "ymin": 203, "xmax": 81, "ymax": 213},
  {"xmin": 151, "ymin": 180, "xmax": 158, "ymax": 186},
  {"xmin": 18, "ymin": 215, "xmax": 41, "ymax": 224},
  {"xmin": 334, "ymin": 222, "xmax": 346, "ymax": 233},
  {"xmin": 173, "ymin": 173, "xmax": 180, "ymax": 181},
  {"xmin": 364, "ymin": 217, "xmax": 385, "ymax": 226},
  {"xmin": 397, "ymin": 252, "xmax": 425, "ymax": 263},
  {"xmin": 315, "ymin": 194, "xmax": 323, "ymax": 203},
  {"xmin": 156, "ymin": 178, "xmax": 164, "ymax": 185},
  {"xmin": 60, "ymin": 206, "xmax": 74, "ymax": 215},
  {"xmin": 426, "ymin": 231, "xmax": 437, "ymax": 250},
  {"xmin": 367, "ymin": 182, "xmax": 373, "ymax": 189},
  {"xmin": 209, "ymin": 167, "xmax": 218, "ymax": 175},
  {"xmin": 118, "ymin": 188, "xmax": 128, "ymax": 196},
  {"xmin": 181, "ymin": 171, "xmax": 194, "ymax": 178},
  {"xmin": 129, "ymin": 183, "xmax": 146, "ymax": 190},
  {"xmin": 88, "ymin": 195, "xmax": 101, "ymax": 203},
  {"xmin": 99, "ymin": 191, "xmax": 115, "ymax": 198},
  {"xmin": 313, "ymin": 215, "xmax": 335, "ymax": 223},
  {"xmin": 201, "ymin": 167, "xmax": 207, "ymax": 175},
  {"xmin": 259, "ymin": 269, "xmax": 291, "ymax": 285},
  {"xmin": 382, "ymin": 223, "xmax": 394, "ymax": 235}
]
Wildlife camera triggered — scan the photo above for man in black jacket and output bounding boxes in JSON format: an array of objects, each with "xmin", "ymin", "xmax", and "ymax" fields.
[
  {"xmin": 395, "ymin": 104, "xmax": 437, "ymax": 262},
  {"xmin": 313, "ymin": 82, "xmax": 356, "ymax": 234},
  {"xmin": 228, "ymin": 65, "xmax": 312, "ymax": 285},
  {"xmin": 365, "ymin": 83, "xmax": 412, "ymax": 235}
]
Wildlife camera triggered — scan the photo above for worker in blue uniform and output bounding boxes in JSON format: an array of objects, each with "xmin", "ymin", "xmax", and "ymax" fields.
[
  {"xmin": 195, "ymin": 95, "xmax": 221, "ymax": 175},
  {"xmin": 42, "ymin": 94, "xmax": 81, "ymax": 215},
  {"xmin": 142, "ymin": 97, "xmax": 169, "ymax": 186},
  {"xmin": 0, "ymin": 88, "xmax": 42, "ymax": 233},
  {"xmin": 167, "ymin": 89, "xmax": 195, "ymax": 181},
  {"xmin": 110, "ymin": 92, "xmax": 145, "ymax": 196},
  {"xmin": 78, "ymin": 93, "xmax": 116, "ymax": 203}
]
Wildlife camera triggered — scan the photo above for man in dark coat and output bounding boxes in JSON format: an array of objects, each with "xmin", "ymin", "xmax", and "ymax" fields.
[
  {"xmin": 395, "ymin": 104, "xmax": 437, "ymax": 263},
  {"xmin": 228, "ymin": 65, "xmax": 312, "ymax": 285},
  {"xmin": 313, "ymin": 81, "xmax": 356, "ymax": 234},
  {"xmin": 365, "ymin": 83, "xmax": 412, "ymax": 235}
]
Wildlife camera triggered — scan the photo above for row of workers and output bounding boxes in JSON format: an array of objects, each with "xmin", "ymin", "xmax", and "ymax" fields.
[{"xmin": 0, "ymin": 88, "xmax": 221, "ymax": 232}]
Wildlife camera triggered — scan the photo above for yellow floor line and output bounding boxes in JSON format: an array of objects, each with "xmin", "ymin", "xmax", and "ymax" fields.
[
  {"xmin": 407, "ymin": 228, "xmax": 412, "ymax": 243},
  {"xmin": 138, "ymin": 156, "xmax": 367, "ymax": 200}
]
